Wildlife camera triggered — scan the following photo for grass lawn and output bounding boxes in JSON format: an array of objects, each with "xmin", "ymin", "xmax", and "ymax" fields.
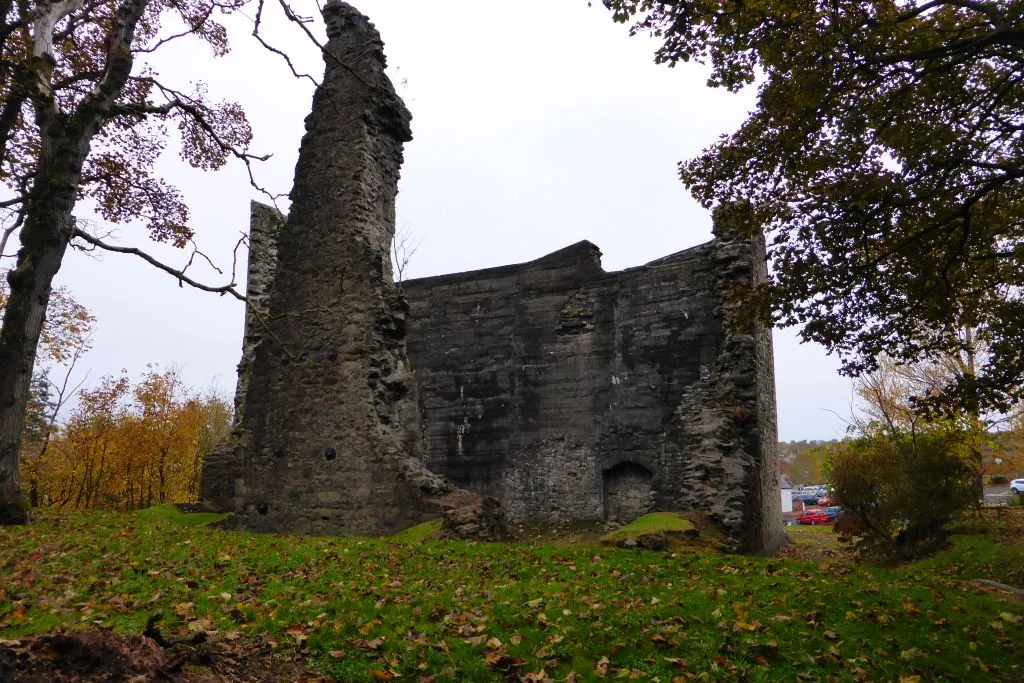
[{"xmin": 1, "ymin": 505, "xmax": 1022, "ymax": 681}]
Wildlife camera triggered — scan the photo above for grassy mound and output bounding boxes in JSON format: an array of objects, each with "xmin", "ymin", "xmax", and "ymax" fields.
[
  {"xmin": 598, "ymin": 512, "xmax": 695, "ymax": 544},
  {"xmin": 140, "ymin": 503, "xmax": 229, "ymax": 528},
  {"xmin": 390, "ymin": 519, "xmax": 442, "ymax": 543}
]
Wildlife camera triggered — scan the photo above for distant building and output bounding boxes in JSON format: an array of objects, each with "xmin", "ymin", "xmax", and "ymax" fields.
[{"xmin": 779, "ymin": 475, "xmax": 794, "ymax": 513}]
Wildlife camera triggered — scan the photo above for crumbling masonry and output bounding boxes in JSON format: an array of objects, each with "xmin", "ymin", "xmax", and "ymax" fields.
[
  {"xmin": 201, "ymin": 1, "xmax": 448, "ymax": 535},
  {"xmin": 401, "ymin": 230, "xmax": 783, "ymax": 552},
  {"xmin": 200, "ymin": 0, "xmax": 785, "ymax": 553}
]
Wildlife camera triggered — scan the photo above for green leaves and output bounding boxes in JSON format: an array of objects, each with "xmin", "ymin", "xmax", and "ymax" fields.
[
  {"xmin": 830, "ymin": 425, "xmax": 980, "ymax": 551},
  {"xmin": 606, "ymin": 0, "xmax": 1024, "ymax": 414}
]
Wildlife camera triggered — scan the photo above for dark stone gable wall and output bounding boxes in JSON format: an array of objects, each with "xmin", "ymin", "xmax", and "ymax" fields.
[
  {"xmin": 402, "ymin": 233, "xmax": 784, "ymax": 552},
  {"xmin": 202, "ymin": 207, "xmax": 783, "ymax": 551}
]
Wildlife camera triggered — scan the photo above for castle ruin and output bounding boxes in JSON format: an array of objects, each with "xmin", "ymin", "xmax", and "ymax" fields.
[
  {"xmin": 202, "ymin": 0, "xmax": 448, "ymax": 536},
  {"xmin": 200, "ymin": 1, "xmax": 785, "ymax": 553}
]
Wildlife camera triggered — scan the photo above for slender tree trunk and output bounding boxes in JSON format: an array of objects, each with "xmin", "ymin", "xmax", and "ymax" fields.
[
  {"xmin": 126, "ymin": 463, "xmax": 134, "ymax": 509},
  {"xmin": 92, "ymin": 439, "xmax": 109, "ymax": 508},
  {"xmin": 962, "ymin": 327, "xmax": 985, "ymax": 501},
  {"xmin": 158, "ymin": 449, "xmax": 166, "ymax": 504},
  {"xmin": 73, "ymin": 459, "xmax": 88, "ymax": 509}
]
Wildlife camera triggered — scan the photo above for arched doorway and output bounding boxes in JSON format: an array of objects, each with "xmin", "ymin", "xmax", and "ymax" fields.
[{"xmin": 603, "ymin": 462, "xmax": 653, "ymax": 523}]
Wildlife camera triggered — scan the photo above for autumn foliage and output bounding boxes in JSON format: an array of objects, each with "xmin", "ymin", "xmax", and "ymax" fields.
[
  {"xmin": 829, "ymin": 425, "xmax": 979, "ymax": 555},
  {"xmin": 607, "ymin": 0, "xmax": 1024, "ymax": 415},
  {"xmin": 0, "ymin": 0, "xmax": 261, "ymax": 524},
  {"xmin": 20, "ymin": 368, "xmax": 230, "ymax": 511}
]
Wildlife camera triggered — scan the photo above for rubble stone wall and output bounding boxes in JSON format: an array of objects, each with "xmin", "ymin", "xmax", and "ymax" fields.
[
  {"xmin": 198, "ymin": 2, "xmax": 783, "ymax": 553},
  {"xmin": 402, "ymin": 233, "xmax": 784, "ymax": 552},
  {"xmin": 199, "ymin": 203, "xmax": 282, "ymax": 511},
  {"xmin": 225, "ymin": 1, "xmax": 439, "ymax": 535}
]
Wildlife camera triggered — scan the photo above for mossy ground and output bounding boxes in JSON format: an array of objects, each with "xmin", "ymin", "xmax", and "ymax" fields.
[
  {"xmin": 390, "ymin": 519, "xmax": 442, "ymax": 543},
  {"xmin": 1, "ymin": 505, "xmax": 1021, "ymax": 681},
  {"xmin": 598, "ymin": 512, "xmax": 696, "ymax": 544}
]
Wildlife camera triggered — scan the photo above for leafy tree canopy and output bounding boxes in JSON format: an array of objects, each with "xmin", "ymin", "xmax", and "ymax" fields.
[
  {"xmin": 0, "ymin": 282, "xmax": 93, "ymax": 365},
  {"xmin": 0, "ymin": 0, "xmax": 281, "ymax": 523},
  {"xmin": 0, "ymin": 0, "xmax": 252, "ymax": 249},
  {"xmin": 604, "ymin": 0, "xmax": 1024, "ymax": 414}
]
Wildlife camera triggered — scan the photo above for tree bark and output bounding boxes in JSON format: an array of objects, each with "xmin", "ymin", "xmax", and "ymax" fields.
[
  {"xmin": 0, "ymin": 0, "xmax": 149, "ymax": 525},
  {"xmin": 0, "ymin": 112, "xmax": 83, "ymax": 523},
  {"xmin": 0, "ymin": 200, "xmax": 73, "ymax": 523}
]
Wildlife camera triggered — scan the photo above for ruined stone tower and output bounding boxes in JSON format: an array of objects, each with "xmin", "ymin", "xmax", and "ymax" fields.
[{"xmin": 226, "ymin": 1, "xmax": 444, "ymax": 534}]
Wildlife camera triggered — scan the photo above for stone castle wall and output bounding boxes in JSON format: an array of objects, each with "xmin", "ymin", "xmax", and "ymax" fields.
[
  {"xmin": 203, "ymin": 205, "xmax": 783, "ymax": 550},
  {"xmin": 402, "ymin": 231, "xmax": 783, "ymax": 552},
  {"xmin": 220, "ymin": 1, "xmax": 445, "ymax": 536},
  {"xmin": 198, "ymin": 0, "xmax": 783, "ymax": 553}
]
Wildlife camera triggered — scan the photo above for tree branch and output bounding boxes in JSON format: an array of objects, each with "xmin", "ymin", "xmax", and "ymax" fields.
[
  {"xmin": 69, "ymin": 0, "xmax": 151, "ymax": 141},
  {"xmin": 139, "ymin": 79, "xmax": 285, "ymax": 208},
  {"xmin": 894, "ymin": 0, "xmax": 1005, "ymax": 26},
  {"xmin": 30, "ymin": 0, "xmax": 85, "ymax": 60},
  {"xmin": 276, "ymin": 0, "xmax": 383, "ymax": 94},
  {"xmin": 70, "ymin": 227, "xmax": 245, "ymax": 300},
  {"xmin": 0, "ymin": 205, "xmax": 25, "ymax": 258},
  {"xmin": 250, "ymin": 0, "xmax": 319, "ymax": 87}
]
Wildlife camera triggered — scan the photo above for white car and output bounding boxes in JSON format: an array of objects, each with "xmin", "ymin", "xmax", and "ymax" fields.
[{"xmin": 1011, "ymin": 479, "xmax": 1024, "ymax": 495}]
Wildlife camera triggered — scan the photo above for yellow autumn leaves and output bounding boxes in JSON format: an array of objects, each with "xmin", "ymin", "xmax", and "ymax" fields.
[{"xmin": 20, "ymin": 367, "xmax": 230, "ymax": 510}]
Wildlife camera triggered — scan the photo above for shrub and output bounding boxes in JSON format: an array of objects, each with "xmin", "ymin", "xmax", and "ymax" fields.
[{"xmin": 830, "ymin": 425, "xmax": 978, "ymax": 556}]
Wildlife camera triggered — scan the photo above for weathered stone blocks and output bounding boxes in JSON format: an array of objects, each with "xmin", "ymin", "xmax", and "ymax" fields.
[
  {"xmin": 198, "ymin": 1, "xmax": 784, "ymax": 554},
  {"xmin": 224, "ymin": 1, "xmax": 441, "ymax": 535},
  {"xmin": 402, "ymin": 230, "xmax": 784, "ymax": 553},
  {"xmin": 438, "ymin": 496, "xmax": 509, "ymax": 542}
]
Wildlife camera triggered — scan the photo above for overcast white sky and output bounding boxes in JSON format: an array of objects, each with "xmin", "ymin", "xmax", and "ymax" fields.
[{"xmin": 43, "ymin": 0, "xmax": 854, "ymax": 441}]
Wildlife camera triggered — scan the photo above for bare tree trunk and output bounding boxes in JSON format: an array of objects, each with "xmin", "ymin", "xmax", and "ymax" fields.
[
  {"xmin": 158, "ymin": 448, "xmax": 166, "ymax": 504},
  {"xmin": 0, "ymin": 0, "xmax": 148, "ymax": 525},
  {"xmin": 0, "ymin": 198, "xmax": 73, "ymax": 523},
  {"xmin": 962, "ymin": 326, "xmax": 985, "ymax": 501}
]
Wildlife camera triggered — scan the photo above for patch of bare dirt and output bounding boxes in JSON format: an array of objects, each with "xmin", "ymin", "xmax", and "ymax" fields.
[{"xmin": 0, "ymin": 629, "xmax": 325, "ymax": 682}]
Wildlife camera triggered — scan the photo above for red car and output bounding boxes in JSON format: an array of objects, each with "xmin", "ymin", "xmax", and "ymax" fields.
[{"xmin": 797, "ymin": 509, "xmax": 832, "ymax": 525}]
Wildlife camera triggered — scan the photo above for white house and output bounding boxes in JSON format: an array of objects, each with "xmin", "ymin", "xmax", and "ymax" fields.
[{"xmin": 779, "ymin": 475, "xmax": 794, "ymax": 513}]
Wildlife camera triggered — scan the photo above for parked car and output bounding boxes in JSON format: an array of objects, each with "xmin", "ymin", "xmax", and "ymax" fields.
[
  {"xmin": 796, "ymin": 509, "xmax": 832, "ymax": 525},
  {"xmin": 799, "ymin": 489, "xmax": 825, "ymax": 504},
  {"xmin": 1011, "ymin": 479, "xmax": 1024, "ymax": 494}
]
